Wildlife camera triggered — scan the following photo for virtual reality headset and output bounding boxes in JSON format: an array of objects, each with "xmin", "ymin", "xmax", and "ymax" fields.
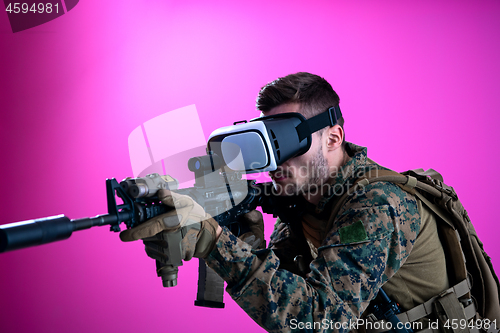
[{"xmin": 208, "ymin": 105, "xmax": 343, "ymax": 173}]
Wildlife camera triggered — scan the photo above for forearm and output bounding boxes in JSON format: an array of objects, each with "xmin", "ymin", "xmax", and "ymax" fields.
[
  {"xmin": 205, "ymin": 228, "xmax": 358, "ymax": 332},
  {"xmin": 206, "ymin": 183, "xmax": 420, "ymax": 332}
]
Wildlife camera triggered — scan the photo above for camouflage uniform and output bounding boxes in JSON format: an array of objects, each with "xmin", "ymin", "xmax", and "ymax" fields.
[{"xmin": 204, "ymin": 142, "xmax": 445, "ymax": 332}]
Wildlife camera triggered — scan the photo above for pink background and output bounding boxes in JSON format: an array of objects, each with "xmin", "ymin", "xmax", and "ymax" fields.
[{"xmin": 1, "ymin": 1, "xmax": 499, "ymax": 332}]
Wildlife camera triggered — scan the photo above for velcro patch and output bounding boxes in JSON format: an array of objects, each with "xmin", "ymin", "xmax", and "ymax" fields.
[{"xmin": 339, "ymin": 220, "xmax": 368, "ymax": 243}]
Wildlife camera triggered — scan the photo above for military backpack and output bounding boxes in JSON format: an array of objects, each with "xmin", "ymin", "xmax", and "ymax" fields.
[{"xmin": 327, "ymin": 168, "xmax": 500, "ymax": 333}]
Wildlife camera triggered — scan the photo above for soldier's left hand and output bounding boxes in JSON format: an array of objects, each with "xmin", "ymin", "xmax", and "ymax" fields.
[{"xmin": 238, "ymin": 210, "xmax": 266, "ymax": 250}]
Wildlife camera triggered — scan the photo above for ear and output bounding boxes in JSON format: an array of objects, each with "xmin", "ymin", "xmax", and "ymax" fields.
[{"xmin": 325, "ymin": 125, "xmax": 344, "ymax": 150}]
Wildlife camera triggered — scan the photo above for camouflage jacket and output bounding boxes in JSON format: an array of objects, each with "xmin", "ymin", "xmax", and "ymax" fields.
[{"xmin": 205, "ymin": 143, "xmax": 422, "ymax": 332}]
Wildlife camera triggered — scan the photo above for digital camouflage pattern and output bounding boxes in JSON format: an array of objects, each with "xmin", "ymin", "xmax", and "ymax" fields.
[{"xmin": 205, "ymin": 143, "xmax": 422, "ymax": 332}]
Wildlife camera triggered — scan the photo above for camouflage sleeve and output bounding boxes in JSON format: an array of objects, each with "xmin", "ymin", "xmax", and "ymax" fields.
[{"xmin": 204, "ymin": 182, "xmax": 420, "ymax": 332}]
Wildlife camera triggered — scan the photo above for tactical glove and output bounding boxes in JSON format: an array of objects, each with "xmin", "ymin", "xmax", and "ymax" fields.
[
  {"xmin": 119, "ymin": 189, "xmax": 219, "ymax": 260},
  {"xmin": 238, "ymin": 210, "xmax": 266, "ymax": 250}
]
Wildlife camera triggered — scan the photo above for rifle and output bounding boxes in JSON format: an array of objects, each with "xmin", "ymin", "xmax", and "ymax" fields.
[{"xmin": 0, "ymin": 151, "xmax": 278, "ymax": 308}]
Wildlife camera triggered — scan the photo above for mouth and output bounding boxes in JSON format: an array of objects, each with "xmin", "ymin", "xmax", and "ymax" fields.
[
  {"xmin": 270, "ymin": 170, "xmax": 290, "ymax": 181},
  {"xmin": 272, "ymin": 175, "xmax": 288, "ymax": 181}
]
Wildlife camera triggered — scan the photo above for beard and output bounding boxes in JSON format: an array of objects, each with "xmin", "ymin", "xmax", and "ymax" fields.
[
  {"xmin": 298, "ymin": 146, "xmax": 329, "ymax": 194},
  {"xmin": 272, "ymin": 144, "xmax": 330, "ymax": 196}
]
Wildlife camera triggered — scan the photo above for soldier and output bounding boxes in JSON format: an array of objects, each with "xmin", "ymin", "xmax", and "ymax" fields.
[{"xmin": 120, "ymin": 72, "xmax": 450, "ymax": 332}]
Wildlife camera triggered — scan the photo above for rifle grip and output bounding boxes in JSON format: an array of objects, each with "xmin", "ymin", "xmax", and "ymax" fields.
[{"xmin": 195, "ymin": 258, "xmax": 225, "ymax": 308}]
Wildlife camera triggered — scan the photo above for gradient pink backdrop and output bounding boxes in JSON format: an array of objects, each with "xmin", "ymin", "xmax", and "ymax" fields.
[{"xmin": 1, "ymin": 1, "xmax": 499, "ymax": 332}]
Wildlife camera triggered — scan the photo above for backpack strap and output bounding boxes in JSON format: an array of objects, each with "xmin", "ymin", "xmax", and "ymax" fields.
[
  {"xmin": 412, "ymin": 187, "xmax": 455, "ymax": 230},
  {"xmin": 411, "ymin": 168, "xmax": 444, "ymax": 182},
  {"xmin": 325, "ymin": 168, "xmax": 441, "ymax": 233}
]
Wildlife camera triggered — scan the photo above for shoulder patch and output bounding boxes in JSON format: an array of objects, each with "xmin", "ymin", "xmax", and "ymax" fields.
[{"xmin": 339, "ymin": 220, "xmax": 368, "ymax": 243}]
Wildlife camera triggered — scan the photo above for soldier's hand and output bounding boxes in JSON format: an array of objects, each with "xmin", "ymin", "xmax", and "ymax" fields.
[
  {"xmin": 239, "ymin": 210, "xmax": 266, "ymax": 250},
  {"xmin": 119, "ymin": 190, "xmax": 219, "ymax": 260}
]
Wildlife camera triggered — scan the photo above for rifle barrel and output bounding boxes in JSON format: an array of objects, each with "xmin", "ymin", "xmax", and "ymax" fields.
[
  {"xmin": 0, "ymin": 213, "xmax": 128, "ymax": 253},
  {"xmin": 0, "ymin": 215, "xmax": 74, "ymax": 253}
]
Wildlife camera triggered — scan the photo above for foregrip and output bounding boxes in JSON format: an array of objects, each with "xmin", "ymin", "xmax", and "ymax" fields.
[{"xmin": 150, "ymin": 228, "xmax": 185, "ymax": 288}]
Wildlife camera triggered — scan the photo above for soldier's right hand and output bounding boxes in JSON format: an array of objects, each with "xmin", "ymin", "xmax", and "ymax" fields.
[{"xmin": 119, "ymin": 189, "xmax": 220, "ymax": 261}]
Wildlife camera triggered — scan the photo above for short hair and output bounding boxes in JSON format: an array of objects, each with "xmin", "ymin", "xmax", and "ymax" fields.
[{"xmin": 256, "ymin": 72, "xmax": 345, "ymax": 146}]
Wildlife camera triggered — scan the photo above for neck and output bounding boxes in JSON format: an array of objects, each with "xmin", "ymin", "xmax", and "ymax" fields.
[{"xmin": 303, "ymin": 148, "xmax": 350, "ymax": 206}]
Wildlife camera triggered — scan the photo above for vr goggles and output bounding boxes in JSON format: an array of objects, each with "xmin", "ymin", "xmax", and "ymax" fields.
[{"xmin": 208, "ymin": 105, "xmax": 342, "ymax": 173}]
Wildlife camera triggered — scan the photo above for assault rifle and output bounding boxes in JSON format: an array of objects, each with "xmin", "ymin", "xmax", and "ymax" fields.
[{"xmin": 0, "ymin": 152, "xmax": 281, "ymax": 308}]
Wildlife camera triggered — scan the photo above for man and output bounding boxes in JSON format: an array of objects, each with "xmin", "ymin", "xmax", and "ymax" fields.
[{"xmin": 120, "ymin": 72, "xmax": 449, "ymax": 332}]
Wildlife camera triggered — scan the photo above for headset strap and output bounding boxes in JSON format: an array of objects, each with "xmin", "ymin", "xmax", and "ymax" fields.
[{"xmin": 296, "ymin": 105, "xmax": 343, "ymax": 142}]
